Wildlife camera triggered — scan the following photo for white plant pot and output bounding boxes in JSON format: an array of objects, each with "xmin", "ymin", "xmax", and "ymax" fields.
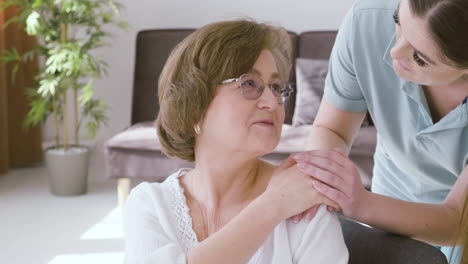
[{"xmin": 45, "ymin": 146, "xmax": 90, "ymax": 196}]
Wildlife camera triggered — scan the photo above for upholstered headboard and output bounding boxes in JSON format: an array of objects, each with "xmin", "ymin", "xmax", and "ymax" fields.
[{"xmin": 130, "ymin": 29, "xmax": 337, "ymax": 125}]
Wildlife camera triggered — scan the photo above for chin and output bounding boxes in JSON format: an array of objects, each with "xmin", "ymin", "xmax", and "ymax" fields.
[{"xmin": 251, "ymin": 141, "xmax": 279, "ymax": 157}]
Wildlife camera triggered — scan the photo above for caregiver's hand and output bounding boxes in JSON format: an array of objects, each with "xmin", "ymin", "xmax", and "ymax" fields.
[
  {"xmin": 292, "ymin": 149, "xmax": 368, "ymax": 221},
  {"xmin": 263, "ymin": 155, "xmax": 340, "ymax": 221}
]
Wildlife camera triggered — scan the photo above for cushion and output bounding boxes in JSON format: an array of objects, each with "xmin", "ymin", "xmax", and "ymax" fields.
[
  {"xmin": 104, "ymin": 122, "xmax": 194, "ymax": 181},
  {"xmin": 105, "ymin": 122, "xmax": 161, "ymax": 151},
  {"xmin": 292, "ymin": 58, "xmax": 329, "ymax": 126},
  {"xmin": 292, "ymin": 58, "xmax": 371, "ymax": 127}
]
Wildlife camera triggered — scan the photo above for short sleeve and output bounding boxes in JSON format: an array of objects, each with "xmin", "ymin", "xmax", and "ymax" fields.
[
  {"xmin": 324, "ymin": 5, "xmax": 367, "ymax": 112},
  {"xmin": 123, "ymin": 184, "xmax": 187, "ymax": 264},
  {"xmin": 292, "ymin": 206, "xmax": 349, "ymax": 264}
]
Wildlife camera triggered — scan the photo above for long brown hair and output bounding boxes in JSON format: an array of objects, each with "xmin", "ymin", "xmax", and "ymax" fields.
[{"xmin": 409, "ymin": 0, "xmax": 468, "ymax": 68}]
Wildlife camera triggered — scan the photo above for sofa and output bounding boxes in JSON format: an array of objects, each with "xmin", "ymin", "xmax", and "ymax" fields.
[{"xmin": 103, "ymin": 29, "xmax": 448, "ymax": 264}]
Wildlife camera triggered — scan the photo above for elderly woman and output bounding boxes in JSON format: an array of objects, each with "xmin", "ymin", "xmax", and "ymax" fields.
[{"xmin": 123, "ymin": 20, "xmax": 348, "ymax": 264}]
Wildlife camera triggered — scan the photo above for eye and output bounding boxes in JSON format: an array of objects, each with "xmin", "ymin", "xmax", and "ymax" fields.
[
  {"xmin": 393, "ymin": 9, "xmax": 400, "ymax": 25},
  {"xmin": 242, "ymin": 78, "xmax": 258, "ymax": 90},
  {"xmin": 413, "ymin": 52, "xmax": 428, "ymax": 67},
  {"xmin": 270, "ymin": 81, "xmax": 282, "ymax": 94}
]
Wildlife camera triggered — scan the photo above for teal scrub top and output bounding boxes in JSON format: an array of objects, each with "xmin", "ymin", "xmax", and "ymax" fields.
[{"xmin": 323, "ymin": 0, "xmax": 468, "ymax": 261}]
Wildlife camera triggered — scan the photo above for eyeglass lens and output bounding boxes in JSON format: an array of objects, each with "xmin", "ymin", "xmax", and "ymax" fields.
[{"xmin": 240, "ymin": 74, "xmax": 289, "ymax": 103}]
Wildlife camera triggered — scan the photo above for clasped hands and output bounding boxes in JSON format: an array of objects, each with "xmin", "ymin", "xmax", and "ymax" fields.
[{"xmin": 271, "ymin": 149, "xmax": 366, "ymax": 223}]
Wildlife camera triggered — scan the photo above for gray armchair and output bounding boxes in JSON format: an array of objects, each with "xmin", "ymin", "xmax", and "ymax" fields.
[{"xmin": 339, "ymin": 216, "xmax": 448, "ymax": 264}]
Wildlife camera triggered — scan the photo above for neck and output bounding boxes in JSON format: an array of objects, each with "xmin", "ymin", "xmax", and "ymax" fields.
[
  {"xmin": 187, "ymin": 148, "xmax": 267, "ymax": 210},
  {"xmin": 422, "ymin": 77, "xmax": 468, "ymax": 122},
  {"xmin": 427, "ymin": 75, "xmax": 468, "ymax": 93}
]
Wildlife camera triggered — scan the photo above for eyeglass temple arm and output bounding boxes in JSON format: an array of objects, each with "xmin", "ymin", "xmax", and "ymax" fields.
[{"xmin": 221, "ymin": 78, "xmax": 240, "ymax": 84}]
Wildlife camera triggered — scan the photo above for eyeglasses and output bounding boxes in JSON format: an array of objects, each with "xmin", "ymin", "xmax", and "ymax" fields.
[{"xmin": 221, "ymin": 73, "xmax": 294, "ymax": 104}]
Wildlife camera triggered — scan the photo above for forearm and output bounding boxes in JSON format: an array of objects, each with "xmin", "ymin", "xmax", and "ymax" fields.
[
  {"xmin": 187, "ymin": 194, "xmax": 282, "ymax": 264},
  {"xmin": 358, "ymin": 191, "xmax": 460, "ymax": 246},
  {"xmin": 306, "ymin": 125, "xmax": 351, "ymax": 153}
]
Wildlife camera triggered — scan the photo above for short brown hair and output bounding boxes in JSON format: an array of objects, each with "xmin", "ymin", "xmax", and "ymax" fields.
[
  {"xmin": 156, "ymin": 19, "xmax": 292, "ymax": 162},
  {"xmin": 409, "ymin": 0, "xmax": 468, "ymax": 68}
]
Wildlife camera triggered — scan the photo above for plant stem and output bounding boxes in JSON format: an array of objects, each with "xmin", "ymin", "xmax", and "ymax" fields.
[
  {"xmin": 61, "ymin": 23, "xmax": 69, "ymax": 150},
  {"xmin": 52, "ymin": 96, "xmax": 60, "ymax": 147},
  {"xmin": 63, "ymin": 91, "xmax": 69, "ymax": 150},
  {"xmin": 74, "ymin": 88, "xmax": 79, "ymax": 145}
]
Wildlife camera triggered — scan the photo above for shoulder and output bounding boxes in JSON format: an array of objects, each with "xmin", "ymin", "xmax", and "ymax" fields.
[
  {"xmin": 350, "ymin": 0, "xmax": 399, "ymax": 35},
  {"xmin": 284, "ymin": 205, "xmax": 348, "ymax": 262},
  {"xmin": 331, "ymin": 0, "xmax": 398, "ymax": 62},
  {"xmin": 353, "ymin": 0, "xmax": 399, "ymax": 13},
  {"xmin": 124, "ymin": 171, "xmax": 183, "ymax": 214},
  {"xmin": 285, "ymin": 205, "xmax": 342, "ymax": 243},
  {"xmin": 341, "ymin": 0, "xmax": 398, "ymax": 38}
]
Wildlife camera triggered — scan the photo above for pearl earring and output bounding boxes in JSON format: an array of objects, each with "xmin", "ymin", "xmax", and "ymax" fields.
[{"xmin": 194, "ymin": 124, "xmax": 201, "ymax": 134}]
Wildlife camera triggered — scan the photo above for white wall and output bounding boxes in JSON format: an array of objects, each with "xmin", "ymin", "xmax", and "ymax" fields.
[{"xmin": 43, "ymin": 0, "xmax": 358, "ymax": 145}]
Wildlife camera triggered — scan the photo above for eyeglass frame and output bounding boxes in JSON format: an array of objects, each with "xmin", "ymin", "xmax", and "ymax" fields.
[{"xmin": 221, "ymin": 73, "xmax": 294, "ymax": 104}]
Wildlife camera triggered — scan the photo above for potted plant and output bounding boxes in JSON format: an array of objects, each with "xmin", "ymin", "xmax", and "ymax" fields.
[{"xmin": 1, "ymin": 0, "xmax": 127, "ymax": 195}]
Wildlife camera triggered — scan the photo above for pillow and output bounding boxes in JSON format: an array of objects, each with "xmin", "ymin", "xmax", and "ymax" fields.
[{"xmin": 292, "ymin": 58, "xmax": 329, "ymax": 126}]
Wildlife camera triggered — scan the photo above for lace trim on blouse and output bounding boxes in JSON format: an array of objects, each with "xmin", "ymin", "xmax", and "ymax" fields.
[{"xmin": 165, "ymin": 169, "xmax": 264, "ymax": 263}]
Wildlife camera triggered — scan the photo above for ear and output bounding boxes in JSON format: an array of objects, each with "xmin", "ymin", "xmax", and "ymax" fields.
[{"xmin": 463, "ymin": 72, "xmax": 468, "ymax": 80}]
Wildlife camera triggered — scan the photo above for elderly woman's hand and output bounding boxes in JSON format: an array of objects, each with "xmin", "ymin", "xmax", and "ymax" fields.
[
  {"xmin": 263, "ymin": 155, "xmax": 340, "ymax": 221},
  {"xmin": 292, "ymin": 149, "xmax": 367, "ymax": 220}
]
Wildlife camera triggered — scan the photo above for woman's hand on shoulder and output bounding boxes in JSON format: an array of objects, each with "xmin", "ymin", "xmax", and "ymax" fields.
[
  {"xmin": 293, "ymin": 148, "xmax": 367, "ymax": 219},
  {"xmin": 261, "ymin": 155, "xmax": 339, "ymax": 220}
]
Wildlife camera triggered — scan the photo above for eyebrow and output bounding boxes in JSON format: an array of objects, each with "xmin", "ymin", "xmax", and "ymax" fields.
[
  {"xmin": 396, "ymin": 4, "xmax": 437, "ymax": 66},
  {"xmin": 250, "ymin": 69, "xmax": 280, "ymax": 80}
]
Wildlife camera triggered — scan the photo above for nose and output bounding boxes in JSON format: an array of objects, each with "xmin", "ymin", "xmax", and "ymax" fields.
[
  {"xmin": 390, "ymin": 33, "xmax": 411, "ymax": 61},
  {"xmin": 256, "ymin": 84, "xmax": 280, "ymax": 111}
]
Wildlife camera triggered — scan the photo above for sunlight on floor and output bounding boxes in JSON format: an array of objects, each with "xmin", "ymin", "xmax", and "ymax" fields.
[
  {"xmin": 81, "ymin": 206, "xmax": 125, "ymax": 240},
  {"xmin": 48, "ymin": 206, "xmax": 125, "ymax": 264},
  {"xmin": 48, "ymin": 252, "xmax": 124, "ymax": 264}
]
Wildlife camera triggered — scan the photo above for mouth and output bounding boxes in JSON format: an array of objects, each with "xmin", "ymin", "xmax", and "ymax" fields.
[{"xmin": 253, "ymin": 120, "xmax": 275, "ymax": 127}]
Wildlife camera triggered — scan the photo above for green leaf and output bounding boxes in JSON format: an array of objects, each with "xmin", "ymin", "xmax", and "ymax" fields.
[
  {"xmin": 24, "ymin": 93, "xmax": 51, "ymax": 129},
  {"xmin": 26, "ymin": 11, "xmax": 41, "ymax": 35},
  {"xmin": 1, "ymin": 48, "xmax": 21, "ymax": 64},
  {"xmin": 22, "ymin": 50, "xmax": 36, "ymax": 62},
  {"xmin": 0, "ymin": 0, "xmax": 17, "ymax": 13},
  {"xmin": 38, "ymin": 79, "xmax": 59, "ymax": 96},
  {"xmin": 117, "ymin": 20, "xmax": 130, "ymax": 30},
  {"xmin": 79, "ymin": 80, "xmax": 93, "ymax": 105},
  {"xmin": 86, "ymin": 121, "xmax": 98, "ymax": 138},
  {"xmin": 11, "ymin": 64, "xmax": 19, "ymax": 83},
  {"xmin": 1, "ymin": 48, "xmax": 21, "ymax": 83},
  {"xmin": 32, "ymin": 0, "xmax": 44, "ymax": 9},
  {"xmin": 80, "ymin": 98, "xmax": 108, "ymax": 138}
]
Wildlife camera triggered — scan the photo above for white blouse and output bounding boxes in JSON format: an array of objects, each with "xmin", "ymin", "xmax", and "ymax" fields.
[{"xmin": 123, "ymin": 169, "xmax": 349, "ymax": 264}]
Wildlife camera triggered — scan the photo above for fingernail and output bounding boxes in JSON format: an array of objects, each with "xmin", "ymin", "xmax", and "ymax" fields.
[
  {"xmin": 293, "ymin": 219, "xmax": 299, "ymax": 224},
  {"xmin": 304, "ymin": 218, "xmax": 310, "ymax": 223},
  {"xmin": 312, "ymin": 180, "xmax": 320, "ymax": 188}
]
